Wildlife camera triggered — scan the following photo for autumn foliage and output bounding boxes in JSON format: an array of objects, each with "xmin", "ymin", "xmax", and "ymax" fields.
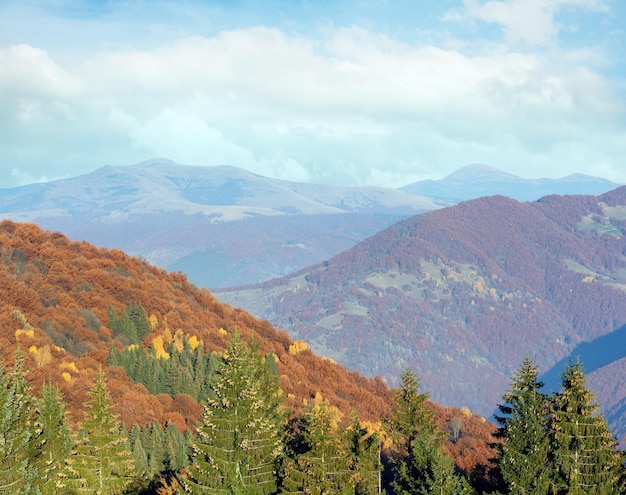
[{"xmin": 0, "ymin": 219, "xmax": 495, "ymax": 474}]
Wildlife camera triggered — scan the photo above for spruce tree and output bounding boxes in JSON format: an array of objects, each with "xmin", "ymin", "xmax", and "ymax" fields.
[
  {"xmin": 130, "ymin": 433, "xmax": 150, "ymax": 481},
  {"xmin": 281, "ymin": 398, "xmax": 354, "ymax": 495},
  {"xmin": 494, "ymin": 357, "xmax": 552, "ymax": 495},
  {"xmin": 0, "ymin": 353, "xmax": 41, "ymax": 494},
  {"xmin": 550, "ymin": 359, "xmax": 624, "ymax": 495},
  {"xmin": 126, "ymin": 302, "xmax": 152, "ymax": 342},
  {"xmin": 164, "ymin": 421, "xmax": 188, "ymax": 472},
  {"xmin": 36, "ymin": 382, "xmax": 74, "ymax": 495},
  {"xmin": 345, "ymin": 411, "xmax": 381, "ymax": 495},
  {"xmin": 386, "ymin": 368, "xmax": 471, "ymax": 495},
  {"xmin": 57, "ymin": 371, "xmax": 138, "ymax": 494},
  {"xmin": 183, "ymin": 333, "xmax": 286, "ymax": 494}
]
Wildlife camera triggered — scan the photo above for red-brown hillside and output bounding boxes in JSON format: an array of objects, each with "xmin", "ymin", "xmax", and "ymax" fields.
[
  {"xmin": 0, "ymin": 220, "xmax": 495, "ymax": 473},
  {"xmin": 216, "ymin": 187, "xmax": 626, "ymax": 444}
]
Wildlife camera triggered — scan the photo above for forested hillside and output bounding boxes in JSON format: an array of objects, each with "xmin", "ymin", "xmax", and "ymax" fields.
[
  {"xmin": 0, "ymin": 220, "xmax": 397, "ymax": 424},
  {"xmin": 0, "ymin": 159, "xmax": 437, "ymax": 287},
  {"xmin": 216, "ymin": 187, "xmax": 626, "ymax": 443},
  {"xmin": 0, "ymin": 220, "xmax": 500, "ymax": 493}
]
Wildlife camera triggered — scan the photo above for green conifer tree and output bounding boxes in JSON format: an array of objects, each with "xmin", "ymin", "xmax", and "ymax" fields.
[
  {"xmin": 494, "ymin": 356, "xmax": 552, "ymax": 495},
  {"xmin": 139, "ymin": 423, "xmax": 167, "ymax": 479},
  {"xmin": 183, "ymin": 333, "xmax": 286, "ymax": 494},
  {"xmin": 345, "ymin": 411, "xmax": 381, "ymax": 495},
  {"xmin": 0, "ymin": 353, "xmax": 41, "ymax": 494},
  {"xmin": 550, "ymin": 359, "xmax": 624, "ymax": 495},
  {"xmin": 386, "ymin": 368, "xmax": 471, "ymax": 495},
  {"xmin": 57, "ymin": 371, "xmax": 138, "ymax": 494},
  {"xmin": 281, "ymin": 399, "xmax": 354, "ymax": 495},
  {"xmin": 164, "ymin": 421, "xmax": 188, "ymax": 472},
  {"xmin": 36, "ymin": 382, "xmax": 74, "ymax": 495},
  {"xmin": 130, "ymin": 434, "xmax": 150, "ymax": 481},
  {"xmin": 126, "ymin": 302, "xmax": 152, "ymax": 342}
]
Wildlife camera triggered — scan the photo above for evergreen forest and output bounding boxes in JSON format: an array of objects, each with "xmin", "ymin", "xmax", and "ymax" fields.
[
  {"xmin": 2, "ymin": 318, "xmax": 625, "ymax": 494},
  {"xmin": 2, "ymin": 220, "xmax": 626, "ymax": 494}
]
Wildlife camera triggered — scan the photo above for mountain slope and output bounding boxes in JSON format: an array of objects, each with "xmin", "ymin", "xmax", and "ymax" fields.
[
  {"xmin": 0, "ymin": 159, "xmax": 439, "ymax": 287},
  {"xmin": 215, "ymin": 187, "xmax": 626, "ymax": 444},
  {"xmin": 0, "ymin": 219, "xmax": 497, "ymax": 474},
  {"xmin": 2, "ymin": 160, "xmax": 620, "ymax": 288},
  {"xmin": 401, "ymin": 164, "xmax": 621, "ymax": 202},
  {"xmin": 0, "ymin": 220, "xmax": 389, "ymax": 420}
]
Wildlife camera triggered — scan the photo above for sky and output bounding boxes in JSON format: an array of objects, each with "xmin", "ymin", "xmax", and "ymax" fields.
[{"xmin": 1, "ymin": 0, "xmax": 625, "ymax": 189}]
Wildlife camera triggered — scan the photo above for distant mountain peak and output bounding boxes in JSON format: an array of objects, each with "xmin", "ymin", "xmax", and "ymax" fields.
[
  {"xmin": 401, "ymin": 164, "xmax": 621, "ymax": 203},
  {"xmin": 443, "ymin": 164, "xmax": 519, "ymax": 183},
  {"xmin": 135, "ymin": 157, "xmax": 180, "ymax": 168}
]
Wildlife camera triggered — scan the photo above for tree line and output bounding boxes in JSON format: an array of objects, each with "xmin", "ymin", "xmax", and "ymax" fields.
[{"xmin": 2, "ymin": 330, "xmax": 626, "ymax": 494}]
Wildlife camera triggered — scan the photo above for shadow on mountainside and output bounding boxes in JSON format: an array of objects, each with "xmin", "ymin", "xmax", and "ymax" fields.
[{"xmin": 539, "ymin": 324, "xmax": 626, "ymax": 393}]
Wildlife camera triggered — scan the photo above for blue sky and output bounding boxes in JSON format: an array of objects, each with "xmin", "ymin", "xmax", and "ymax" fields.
[{"xmin": 1, "ymin": 0, "xmax": 625, "ymax": 188}]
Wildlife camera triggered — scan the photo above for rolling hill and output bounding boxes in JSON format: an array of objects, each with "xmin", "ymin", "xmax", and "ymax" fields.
[
  {"xmin": 0, "ymin": 219, "xmax": 496, "ymax": 474},
  {"xmin": 215, "ymin": 187, "xmax": 626, "ymax": 444},
  {"xmin": 1, "ymin": 160, "xmax": 619, "ymax": 288},
  {"xmin": 402, "ymin": 163, "xmax": 621, "ymax": 202},
  {"xmin": 0, "ymin": 158, "xmax": 439, "ymax": 287}
]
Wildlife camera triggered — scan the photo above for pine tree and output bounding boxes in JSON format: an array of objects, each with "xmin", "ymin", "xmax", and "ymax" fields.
[
  {"xmin": 127, "ymin": 302, "xmax": 152, "ymax": 342},
  {"xmin": 36, "ymin": 382, "xmax": 74, "ymax": 495},
  {"xmin": 281, "ymin": 398, "xmax": 354, "ymax": 495},
  {"xmin": 130, "ymin": 433, "xmax": 150, "ymax": 481},
  {"xmin": 345, "ymin": 411, "xmax": 381, "ymax": 495},
  {"xmin": 183, "ymin": 333, "xmax": 286, "ymax": 494},
  {"xmin": 406, "ymin": 434, "xmax": 473, "ymax": 495},
  {"xmin": 550, "ymin": 359, "xmax": 624, "ymax": 495},
  {"xmin": 57, "ymin": 371, "xmax": 138, "ymax": 494},
  {"xmin": 140, "ymin": 422, "xmax": 168, "ymax": 479},
  {"xmin": 387, "ymin": 369, "xmax": 435, "ymax": 455},
  {"xmin": 494, "ymin": 356, "xmax": 552, "ymax": 495},
  {"xmin": 0, "ymin": 353, "xmax": 41, "ymax": 494},
  {"xmin": 386, "ymin": 368, "xmax": 471, "ymax": 495}
]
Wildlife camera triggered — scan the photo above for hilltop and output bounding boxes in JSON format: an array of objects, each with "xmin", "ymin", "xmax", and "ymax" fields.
[
  {"xmin": 1, "ymin": 159, "xmax": 619, "ymax": 288},
  {"xmin": 216, "ymin": 186, "xmax": 626, "ymax": 443},
  {"xmin": 401, "ymin": 163, "xmax": 621, "ymax": 202},
  {"xmin": 0, "ymin": 158, "xmax": 437, "ymax": 287}
]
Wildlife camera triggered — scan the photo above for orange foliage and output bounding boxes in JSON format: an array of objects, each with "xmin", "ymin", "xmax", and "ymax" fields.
[{"xmin": 0, "ymin": 220, "xmax": 495, "ymax": 474}]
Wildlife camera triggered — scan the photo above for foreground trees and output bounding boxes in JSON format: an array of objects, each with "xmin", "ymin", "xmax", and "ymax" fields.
[
  {"xmin": 551, "ymin": 360, "xmax": 624, "ymax": 495},
  {"xmin": 183, "ymin": 333, "xmax": 286, "ymax": 494},
  {"xmin": 386, "ymin": 368, "xmax": 473, "ymax": 495},
  {"xmin": 3, "ymin": 335, "xmax": 626, "ymax": 494},
  {"xmin": 494, "ymin": 357, "xmax": 551, "ymax": 494},
  {"xmin": 37, "ymin": 382, "xmax": 74, "ymax": 495},
  {"xmin": 0, "ymin": 352, "xmax": 40, "ymax": 494},
  {"xmin": 57, "ymin": 371, "xmax": 137, "ymax": 494},
  {"xmin": 496, "ymin": 357, "xmax": 625, "ymax": 495}
]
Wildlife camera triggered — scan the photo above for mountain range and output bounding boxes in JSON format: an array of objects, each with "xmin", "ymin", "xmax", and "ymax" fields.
[
  {"xmin": 3, "ymin": 159, "xmax": 625, "ymax": 441},
  {"xmin": 402, "ymin": 163, "xmax": 621, "ymax": 202},
  {"xmin": 215, "ymin": 187, "xmax": 626, "ymax": 444},
  {"xmin": 0, "ymin": 159, "xmax": 619, "ymax": 288}
]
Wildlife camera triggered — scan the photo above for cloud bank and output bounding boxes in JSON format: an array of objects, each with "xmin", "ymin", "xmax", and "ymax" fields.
[{"xmin": 0, "ymin": 0, "xmax": 624, "ymax": 187}]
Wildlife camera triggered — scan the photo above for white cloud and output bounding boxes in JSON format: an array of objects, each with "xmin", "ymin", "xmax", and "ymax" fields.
[
  {"xmin": 108, "ymin": 107, "xmax": 256, "ymax": 166},
  {"xmin": 0, "ymin": 44, "xmax": 81, "ymax": 127},
  {"xmin": 449, "ymin": 0, "xmax": 610, "ymax": 46},
  {"xmin": 0, "ymin": 44, "xmax": 80, "ymax": 95},
  {"xmin": 0, "ymin": 11, "xmax": 624, "ymax": 187},
  {"xmin": 11, "ymin": 168, "xmax": 52, "ymax": 186}
]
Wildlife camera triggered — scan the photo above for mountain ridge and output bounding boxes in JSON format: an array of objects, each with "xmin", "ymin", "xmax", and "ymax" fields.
[
  {"xmin": 0, "ymin": 159, "xmax": 439, "ymax": 287},
  {"xmin": 215, "ymin": 186, "xmax": 626, "ymax": 444},
  {"xmin": 1, "ymin": 159, "xmax": 621, "ymax": 288},
  {"xmin": 402, "ymin": 163, "xmax": 621, "ymax": 202}
]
